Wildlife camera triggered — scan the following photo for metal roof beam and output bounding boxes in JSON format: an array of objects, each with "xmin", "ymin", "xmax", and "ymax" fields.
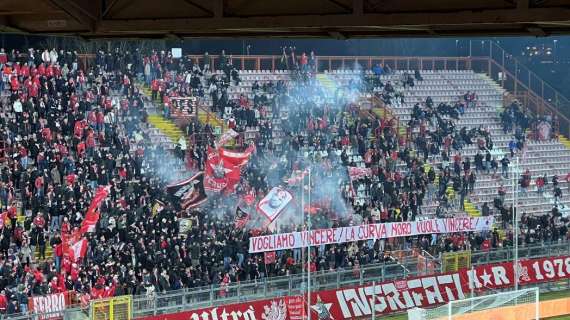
[
  {"xmin": 102, "ymin": 0, "xmax": 121, "ymax": 18},
  {"xmin": 327, "ymin": 0, "xmax": 351, "ymax": 12},
  {"xmin": 353, "ymin": 0, "xmax": 363, "ymax": 15},
  {"xmin": 45, "ymin": 0, "xmax": 97, "ymax": 31},
  {"xmin": 97, "ymin": 7, "xmax": 570, "ymax": 33},
  {"xmin": 181, "ymin": 0, "xmax": 213, "ymax": 16}
]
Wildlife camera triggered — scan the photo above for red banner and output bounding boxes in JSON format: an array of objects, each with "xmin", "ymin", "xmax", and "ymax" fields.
[
  {"xmin": 310, "ymin": 255, "xmax": 570, "ymax": 319},
  {"xmin": 28, "ymin": 292, "xmax": 70, "ymax": 320},
  {"xmin": 204, "ymin": 147, "xmax": 241, "ymax": 192},
  {"xmin": 134, "ymin": 255, "xmax": 570, "ymax": 320},
  {"xmin": 136, "ymin": 295, "xmax": 304, "ymax": 320}
]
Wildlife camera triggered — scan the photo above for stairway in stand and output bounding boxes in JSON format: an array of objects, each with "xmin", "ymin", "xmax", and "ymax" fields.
[
  {"xmin": 147, "ymin": 114, "xmax": 185, "ymax": 144},
  {"xmin": 559, "ymin": 136, "xmax": 570, "ymax": 150},
  {"xmin": 197, "ymin": 107, "xmax": 227, "ymax": 134},
  {"xmin": 463, "ymin": 200, "xmax": 481, "ymax": 217},
  {"xmin": 139, "ymin": 83, "xmax": 227, "ymax": 138},
  {"xmin": 316, "ymin": 74, "xmax": 337, "ymax": 93}
]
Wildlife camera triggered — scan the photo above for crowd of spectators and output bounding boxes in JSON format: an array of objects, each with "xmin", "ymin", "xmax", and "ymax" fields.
[
  {"xmin": 501, "ymin": 101, "xmax": 558, "ymax": 141},
  {"xmin": 0, "ymin": 45, "xmax": 567, "ymax": 316}
]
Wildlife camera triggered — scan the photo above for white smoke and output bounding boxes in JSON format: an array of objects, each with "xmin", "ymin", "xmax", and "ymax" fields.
[{"xmin": 141, "ymin": 143, "xmax": 193, "ymax": 184}]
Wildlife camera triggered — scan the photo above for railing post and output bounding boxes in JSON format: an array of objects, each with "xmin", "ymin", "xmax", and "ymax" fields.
[
  {"xmin": 153, "ymin": 295, "xmax": 158, "ymax": 315},
  {"xmin": 271, "ymin": 57, "xmax": 275, "ymax": 72},
  {"xmin": 541, "ymin": 81, "xmax": 545, "ymax": 115},
  {"xmin": 444, "ymin": 59, "xmax": 447, "ymax": 71},
  {"xmin": 328, "ymin": 58, "xmax": 332, "ymax": 72},
  {"xmin": 256, "ymin": 57, "xmax": 260, "ymax": 71},
  {"xmin": 501, "ymin": 51, "xmax": 506, "ymax": 88},
  {"xmin": 314, "ymin": 57, "xmax": 319, "ymax": 72},
  {"xmin": 528, "ymin": 72, "xmax": 531, "ymax": 92},
  {"xmin": 210, "ymin": 285, "xmax": 214, "ymax": 304},
  {"xmin": 337, "ymin": 270, "xmax": 341, "ymax": 288},
  {"xmin": 241, "ymin": 57, "xmax": 245, "ymax": 71},
  {"xmin": 514, "ymin": 61, "xmax": 518, "ymax": 95},
  {"xmin": 546, "ymin": 246, "xmax": 552, "ymax": 256},
  {"xmin": 407, "ymin": 58, "xmax": 410, "ymax": 70},
  {"xmin": 420, "ymin": 58, "xmax": 423, "ymax": 70}
]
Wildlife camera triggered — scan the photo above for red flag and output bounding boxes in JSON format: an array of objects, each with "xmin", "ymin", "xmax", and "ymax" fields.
[
  {"xmin": 264, "ymin": 251, "xmax": 276, "ymax": 264},
  {"xmin": 304, "ymin": 204, "xmax": 320, "ymax": 215},
  {"xmin": 286, "ymin": 169, "xmax": 308, "ymax": 186},
  {"xmin": 204, "ymin": 147, "xmax": 241, "ymax": 192},
  {"xmin": 69, "ymin": 238, "xmax": 88, "ymax": 262},
  {"xmin": 0, "ymin": 212, "xmax": 7, "ymax": 229},
  {"xmin": 80, "ymin": 211, "xmax": 100, "ymax": 234},
  {"xmin": 80, "ymin": 187, "xmax": 109, "ymax": 235},
  {"xmin": 219, "ymin": 144, "xmax": 255, "ymax": 168}
]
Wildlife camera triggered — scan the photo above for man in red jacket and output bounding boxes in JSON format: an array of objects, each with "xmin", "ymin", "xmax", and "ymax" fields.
[
  {"xmin": 150, "ymin": 79, "xmax": 159, "ymax": 100},
  {"xmin": 0, "ymin": 48, "xmax": 7, "ymax": 64},
  {"xmin": 0, "ymin": 290, "xmax": 7, "ymax": 313},
  {"xmin": 9, "ymin": 74, "xmax": 19, "ymax": 92}
]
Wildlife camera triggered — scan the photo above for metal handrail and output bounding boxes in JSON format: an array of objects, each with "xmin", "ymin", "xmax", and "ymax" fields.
[
  {"xmin": 469, "ymin": 40, "xmax": 570, "ymax": 136},
  {"xmin": 133, "ymin": 241, "xmax": 569, "ymax": 317},
  {"xmin": 491, "ymin": 41, "xmax": 570, "ymax": 112}
]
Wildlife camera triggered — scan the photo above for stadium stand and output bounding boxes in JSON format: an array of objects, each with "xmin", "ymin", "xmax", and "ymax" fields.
[{"xmin": 0, "ymin": 46, "xmax": 568, "ymax": 320}]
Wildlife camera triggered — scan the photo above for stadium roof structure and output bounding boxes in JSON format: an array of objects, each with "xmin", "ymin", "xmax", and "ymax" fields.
[{"xmin": 1, "ymin": 0, "xmax": 570, "ymax": 39}]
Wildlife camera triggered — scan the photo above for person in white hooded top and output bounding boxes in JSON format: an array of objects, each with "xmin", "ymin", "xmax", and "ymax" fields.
[{"xmin": 49, "ymin": 48, "xmax": 58, "ymax": 65}]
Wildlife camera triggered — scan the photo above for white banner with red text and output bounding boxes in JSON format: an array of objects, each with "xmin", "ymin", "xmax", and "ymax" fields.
[
  {"xmin": 28, "ymin": 292, "xmax": 71, "ymax": 320},
  {"xmin": 134, "ymin": 255, "xmax": 570, "ymax": 320},
  {"xmin": 249, "ymin": 216, "xmax": 494, "ymax": 253}
]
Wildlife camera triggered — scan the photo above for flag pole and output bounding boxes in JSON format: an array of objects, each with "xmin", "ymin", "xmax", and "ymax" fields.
[
  {"xmin": 372, "ymin": 281, "xmax": 376, "ymax": 320},
  {"xmin": 307, "ymin": 168, "xmax": 312, "ymax": 320},
  {"xmin": 301, "ymin": 170, "xmax": 306, "ymax": 318},
  {"xmin": 513, "ymin": 155, "xmax": 522, "ymax": 291}
]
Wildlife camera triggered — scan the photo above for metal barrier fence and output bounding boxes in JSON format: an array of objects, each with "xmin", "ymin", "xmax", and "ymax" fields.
[{"xmin": 4, "ymin": 241, "xmax": 569, "ymax": 320}]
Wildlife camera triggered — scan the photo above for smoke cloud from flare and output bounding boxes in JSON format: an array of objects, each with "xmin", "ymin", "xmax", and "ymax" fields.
[{"xmin": 140, "ymin": 142, "xmax": 194, "ymax": 184}]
